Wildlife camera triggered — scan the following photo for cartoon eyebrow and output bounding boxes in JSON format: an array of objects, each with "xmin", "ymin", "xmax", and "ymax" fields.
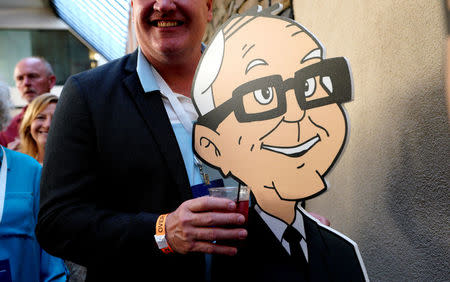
[
  {"xmin": 301, "ymin": 48, "xmax": 322, "ymax": 63},
  {"xmin": 242, "ymin": 44, "xmax": 255, "ymax": 58},
  {"xmin": 245, "ymin": 58, "xmax": 268, "ymax": 74}
]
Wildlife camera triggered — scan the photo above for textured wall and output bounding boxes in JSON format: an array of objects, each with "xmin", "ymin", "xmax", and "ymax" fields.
[
  {"xmin": 206, "ymin": 0, "xmax": 449, "ymax": 280},
  {"xmin": 291, "ymin": 1, "xmax": 450, "ymax": 281}
]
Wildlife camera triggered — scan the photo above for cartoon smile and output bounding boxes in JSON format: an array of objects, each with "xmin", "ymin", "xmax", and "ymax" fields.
[{"xmin": 261, "ymin": 134, "xmax": 320, "ymax": 157}]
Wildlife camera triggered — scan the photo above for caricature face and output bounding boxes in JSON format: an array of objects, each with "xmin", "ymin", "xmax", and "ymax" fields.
[{"xmin": 194, "ymin": 16, "xmax": 350, "ymax": 205}]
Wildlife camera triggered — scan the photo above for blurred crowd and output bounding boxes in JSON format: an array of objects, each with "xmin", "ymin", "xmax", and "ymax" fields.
[{"xmin": 0, "ymin": 57, "xmax": 83, "ymax": 281}]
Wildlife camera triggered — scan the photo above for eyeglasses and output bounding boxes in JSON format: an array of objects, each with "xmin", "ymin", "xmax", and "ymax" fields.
[{"xmin": 197, "ymin": 57, "xmax": 352, "ymax": 130}]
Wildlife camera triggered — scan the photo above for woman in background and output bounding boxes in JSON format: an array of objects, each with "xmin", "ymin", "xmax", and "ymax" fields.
[
  {"xmin": 19, "ymin": 93, "xmax": 86, "ymax": 281},
  {"xmin": 19, "ymin": 93, "xmax": 57, "ymax": 165},
  {"xmin": 0, "ymin": 82, "xmax": 66, "ymax": 281}
]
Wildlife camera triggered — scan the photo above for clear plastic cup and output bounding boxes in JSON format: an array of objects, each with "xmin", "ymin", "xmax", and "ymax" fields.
[{"xmin": 208, "ymin": 186, "xmax": 250, "ymax": 224}]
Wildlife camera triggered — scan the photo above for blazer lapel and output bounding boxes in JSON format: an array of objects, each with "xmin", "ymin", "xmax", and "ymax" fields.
[{"xmin": 122, "ymin": 54, "xmax": 192, "ymax": 201}]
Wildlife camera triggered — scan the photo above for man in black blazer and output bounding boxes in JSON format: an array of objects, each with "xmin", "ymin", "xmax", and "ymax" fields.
[
  {"xmin": 192, "ymin": 5, "xmax": 368, "ymax": 281},
  {"xmin": 35, "ymin": 1, "xmax": 248, "ymax": 281}
]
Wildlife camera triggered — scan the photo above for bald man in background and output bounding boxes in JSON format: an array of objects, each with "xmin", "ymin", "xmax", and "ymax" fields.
[{"xmin": 0, "ymin": 57, "xmax": 56, "ymax": 148}]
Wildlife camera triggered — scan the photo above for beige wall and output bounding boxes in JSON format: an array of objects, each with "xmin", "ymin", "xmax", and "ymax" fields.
[{"xmin": 292, "ymin": 0, "xmax": 449, "ymax": 280}]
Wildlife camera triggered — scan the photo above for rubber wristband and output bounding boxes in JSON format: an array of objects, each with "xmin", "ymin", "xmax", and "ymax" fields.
[{"xmin": 155, "ymin": 214, "xmax": 173, "ymax": 254}]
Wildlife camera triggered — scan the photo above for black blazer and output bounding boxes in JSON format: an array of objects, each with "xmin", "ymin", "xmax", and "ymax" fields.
[
  {"xmin": 212, "ymin": 204, "xmax": 367, "ymax": 282},
  {"xmin": 36, "ymin": 51, "xmax": 205, "ymax": 281}
]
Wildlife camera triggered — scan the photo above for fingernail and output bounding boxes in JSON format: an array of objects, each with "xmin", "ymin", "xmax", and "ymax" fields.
[
  {"xmin": 239, "ymin": 230, "xmax": 247, "ymax": 239},
  {"xmin": 228, "ymin": 202, "xmax": 236, "ymax": 210},
  {"xmin": 238, "ymin": 215, "xmax": 245, "ymax": 224}
]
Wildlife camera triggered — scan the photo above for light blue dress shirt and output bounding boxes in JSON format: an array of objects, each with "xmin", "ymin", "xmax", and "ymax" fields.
[
  {"xmin": 136, "ymin": 48, "xmax": 237, "ymax": 188},
  {"xmin": 136, "ymin": 48, "xmax": 203, "ymax": 186}
]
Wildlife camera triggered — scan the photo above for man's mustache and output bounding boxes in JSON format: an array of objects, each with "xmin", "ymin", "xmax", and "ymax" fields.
[{"xmin": 24, "ymin": 88, "xmax": 37, "ymax": 94}]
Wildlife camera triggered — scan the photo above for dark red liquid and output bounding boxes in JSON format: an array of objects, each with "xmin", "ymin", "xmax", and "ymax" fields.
[
  {"xmin": 216, "ymin": 200, "xmax": 249, "ymax": 248},
  {"xmin": 236, "ymin": 200, "xmax": 249, "ymax": 224}
]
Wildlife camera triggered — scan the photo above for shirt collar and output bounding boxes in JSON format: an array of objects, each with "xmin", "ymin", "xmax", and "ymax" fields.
[
  {"xmin": 255, "ymin": 202, "xmax": 306, "ymax": 241},
  {"xmin": 136, "ymin": 43, "xmax": 206, "ymax": 94},
  {"xmin": 136, "ymin": 47, "xmax": 160, "ymax": 93},
  {"xmin": 151, "ymin": 65, "xmax": 175, "ymax": 99}
]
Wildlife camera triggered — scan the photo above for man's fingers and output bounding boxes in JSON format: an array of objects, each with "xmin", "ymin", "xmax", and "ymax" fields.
[
  {"xmin": 309, "ymin": 212, "xmax": 331, "ymax": 226},
  {"xmin": 194, "ymin": 227, "xmax": 247, "ymax": 242},
  {"xmin": 187, "ymin": 196, "xmax": 236, "ymax": 213},
  {"xmin": 189, "ymin": 240, "xmax": 239, "ymax": 256},
  {"xmin": 190, "ymin": 211, "xmax": 245, "ymax": 227},
  {"xmin": 165, "ymin": 197, "xmax": 248, "ymax": 255},
  {"xmin": 186, "ymin": 197, "xmax": 246, "ymax": 226}
]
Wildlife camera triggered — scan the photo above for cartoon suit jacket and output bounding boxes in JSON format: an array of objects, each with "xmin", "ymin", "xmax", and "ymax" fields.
[{"xmin": 212, "ymin": 198, "xmax": 367, "ymax": 282}]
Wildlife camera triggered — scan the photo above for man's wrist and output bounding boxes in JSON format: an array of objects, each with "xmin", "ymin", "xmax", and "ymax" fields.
[{"xmin": 154, "ymin": 213, "xmax": 173, "ymax": 254}]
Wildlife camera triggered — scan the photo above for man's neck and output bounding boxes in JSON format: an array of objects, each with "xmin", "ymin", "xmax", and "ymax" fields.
[
  {"xmin": 155, "ymin": 62, "xmax": 198, "ymax": 97},
  {"xmin": 144, "ymin": 49, "xmax": 202, "ymax": 97}
]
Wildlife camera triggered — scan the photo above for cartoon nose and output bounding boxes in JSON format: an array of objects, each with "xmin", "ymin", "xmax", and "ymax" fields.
[
  {"xmin": 283, "ymin": 89, "xmax": 305, "ymax": 122},
  {"xmin": 154, "ymin": 0, "xmax": 176, "ymax": 12}
]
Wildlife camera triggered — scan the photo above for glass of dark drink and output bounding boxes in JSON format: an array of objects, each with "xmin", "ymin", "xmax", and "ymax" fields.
[{"xmin": 208, "ymin": 186, "xmax": 250, "ymax": 247}]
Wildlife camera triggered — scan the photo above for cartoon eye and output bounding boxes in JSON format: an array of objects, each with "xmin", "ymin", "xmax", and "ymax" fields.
[
  {"xmin": 304, "ymin": 77, "xmax": 316, "ymax": 97},
  {"xmin": 253, "ymin": 87, "xmax": 274, "ymax": 105}
]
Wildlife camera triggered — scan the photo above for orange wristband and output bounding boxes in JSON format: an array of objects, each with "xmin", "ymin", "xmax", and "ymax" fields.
[{"xmin": 154, "ymin": 214, "xmax": 173, "ymax": 254}]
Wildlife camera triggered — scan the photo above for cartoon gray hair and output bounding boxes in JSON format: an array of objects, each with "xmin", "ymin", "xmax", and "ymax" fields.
[
  {"xmin": 192, "ymin": 29, "xmax": 225, "ymax": 116},
  {"xmin": 192, "ymin": 4, "xmax": 322, "ymax": 117}
]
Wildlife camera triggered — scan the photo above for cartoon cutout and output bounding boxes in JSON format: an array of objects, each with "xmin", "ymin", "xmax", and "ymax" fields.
[{"xmin": 193, "ymin": 4, "xmax": 368, "ymax": 281}]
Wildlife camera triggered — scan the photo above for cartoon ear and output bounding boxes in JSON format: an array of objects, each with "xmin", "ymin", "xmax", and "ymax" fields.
[{"xmin": 193, "ymin": 123, "xmax": 228, "ymax": 174}]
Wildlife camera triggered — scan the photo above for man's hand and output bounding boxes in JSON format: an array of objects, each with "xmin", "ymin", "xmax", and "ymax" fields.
[
  {"xmin": 7, "ymin": 138, "xmax": 20, "ymax": 150},
  {"xmin": 309, "ymin": 212, "xmax": 331, "ymax": 226},
  {"xmin": 165, "ymin": 196, "xmax": 247, "ymax": 256}
]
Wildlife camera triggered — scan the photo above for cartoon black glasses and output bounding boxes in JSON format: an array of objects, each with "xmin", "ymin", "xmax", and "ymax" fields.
[{"xmin": 197, "ymin": 57, "xmax": 352, "ymax": 130}]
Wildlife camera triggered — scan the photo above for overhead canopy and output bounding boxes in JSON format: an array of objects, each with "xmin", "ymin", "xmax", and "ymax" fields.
[{"xmin": 50, "ymin": 0, "xmax": 130, "ymax": 61}]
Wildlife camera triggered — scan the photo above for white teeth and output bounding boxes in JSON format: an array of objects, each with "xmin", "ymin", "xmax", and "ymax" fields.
[
  {"xmin": 157, "ymin": 21, "xmax": 178, "ymax": 27},
  {"xmin": 261, "ymin": 135, "xmax": 320, "ymax": 157}
]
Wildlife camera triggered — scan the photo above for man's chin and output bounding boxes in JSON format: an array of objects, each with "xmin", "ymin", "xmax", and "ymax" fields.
[{"xmin": 23, "ymin": 93, "xmax": 38, "ymax": 102}]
